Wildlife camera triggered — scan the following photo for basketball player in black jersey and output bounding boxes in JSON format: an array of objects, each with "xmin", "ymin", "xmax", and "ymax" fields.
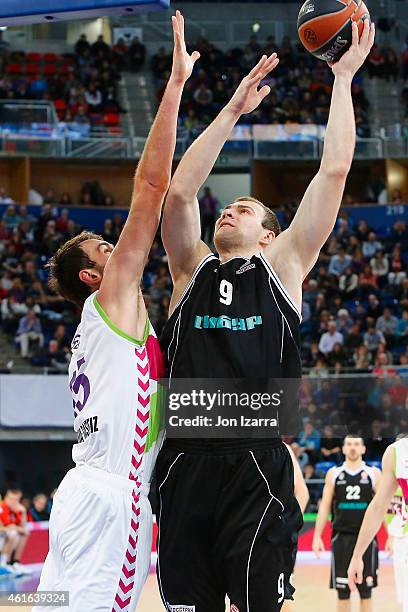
[
  {"xmin": 157, "ymin": 20, "xmax": 375, "ymax": 612},
  {"xmin": 313, "ymin": 436, "xmax": 381, "ymax": 611}
]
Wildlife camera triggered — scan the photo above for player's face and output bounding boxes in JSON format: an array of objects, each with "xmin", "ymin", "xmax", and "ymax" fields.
[
  {"xmin": 214, "ymin": 201, "xmax": 273, "ymax": 253},
  {"xmin": 342, "ymin": 437, "xmax": 365, "ymax": 461},
  {"xmin": 5, "ymin": 492, "xmax": 22, "ymax": 511},
  {"xmin": 81, "ymin": 239, "xmax": 114, "ymax": 268},
  {"xmin": 78, "ymin": 239, "xmax": 114, "ymax": 290}
]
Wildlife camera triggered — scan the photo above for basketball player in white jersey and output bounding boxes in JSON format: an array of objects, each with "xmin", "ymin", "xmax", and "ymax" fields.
[
  {"xmin": 348, "ymin": 436, "xmax": 408, "ymax": 612},
  {"xmin": 313, "ymin": 436, "xmax": 381, "ymax": 612},
  {"xmin": 33, "ymin": 12, "xmax": 200, "ymax": 612}
]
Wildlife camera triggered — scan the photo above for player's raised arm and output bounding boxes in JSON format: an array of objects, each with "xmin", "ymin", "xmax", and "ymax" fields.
[
  {"xmin": 312, "ymin": 467, "xmax": 335, "ymax": 558},
  {"xmin": 266, "ymin": 20, "xmax": 375, "ymax": 282},
  {"xmin": 97, "ymin": 12, "xmax": 200, "ymax": 329},
  {"xmin": 162, "ymin": 54, "xmax": 279, "ymax": 288},
  {"xmin": 348, "ymin": 445, "xmax": 398, "ymax": 590}
]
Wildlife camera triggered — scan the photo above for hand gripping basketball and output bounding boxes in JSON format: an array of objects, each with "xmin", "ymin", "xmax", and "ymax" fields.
[{"xmin": 329, "ymin": 19, "xmax": 375, "ymax": 76}]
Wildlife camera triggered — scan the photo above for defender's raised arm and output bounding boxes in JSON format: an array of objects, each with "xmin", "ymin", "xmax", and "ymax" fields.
[{"xmin": 97, "ymin": 11, "xmax": 200, "ymax": 336}]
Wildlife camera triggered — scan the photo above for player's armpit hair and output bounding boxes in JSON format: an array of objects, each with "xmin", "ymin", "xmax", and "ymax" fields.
[{"xmin": 46, "ymin": 231, "xmax": 102, "ymax": 308}]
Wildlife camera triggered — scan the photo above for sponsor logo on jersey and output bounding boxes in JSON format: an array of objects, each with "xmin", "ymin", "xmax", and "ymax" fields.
[
  {"xmin": 77, "ymin": 415, "xmax": 99, "ymax": 443},
  {"xmin": 338, "ymin": 472, "xmax": 345, "ymax": 482},
  {"xmin": 71, "ymin": 334, "xmax": 81, "ymax": 350},
  {"xmin": 360, "ymin": 471, "xmax": 369, "ymax": 484},
  {"xmin": 194, "ymin": 315, "xmax": 262, "ymax": 332},
  {"xmin": 236, "ymin": 262, "xmax": 256, "ymax": 275},
  {"xmin": 168, "ymin": 606, "xmax": 195, "ymax": 612}
]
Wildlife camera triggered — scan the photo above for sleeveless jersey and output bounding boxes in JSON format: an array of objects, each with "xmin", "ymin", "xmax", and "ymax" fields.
[
  {"xmin": 387, "ymin": 438, "xmax": 408, "ymax": 538},
  {"xmin": 68, "ymin": 293, "xmax": 165, "ymax": 485},
  {"xmin": 161, "ymin": 253, "xmax": 302, "ymax": 380},
  {"xmin": 332, "ymin": 463, "xmax": 377, "ymax": 534}
]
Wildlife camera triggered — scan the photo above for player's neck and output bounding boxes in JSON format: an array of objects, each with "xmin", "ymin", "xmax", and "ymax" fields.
[
  {"xmin": 218, "ymin": 247, "xmax": 261, "ymax": 263},
  {"xmin": 344, "ymin": 458, "xmax": 364, "ymax": 471}
]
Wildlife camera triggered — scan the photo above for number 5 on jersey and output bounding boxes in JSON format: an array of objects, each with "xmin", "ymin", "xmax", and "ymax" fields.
[{"xmin": 219, "ymin": 280, "xmax": 233, "ymax": 305}]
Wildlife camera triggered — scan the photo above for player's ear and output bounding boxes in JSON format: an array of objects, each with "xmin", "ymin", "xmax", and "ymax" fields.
[
  {"xmin": 79, "ymin": 268, "xmax": 102, "ymax": 288},
  {"xmin": 260, "ymin": 229, "xmax": 275, "ymax": 247}
]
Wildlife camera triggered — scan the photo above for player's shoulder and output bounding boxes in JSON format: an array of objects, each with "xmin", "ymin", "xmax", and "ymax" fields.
[{"xmin": 327, "ymin": 464, "xmax": 342, "ymax": 484}]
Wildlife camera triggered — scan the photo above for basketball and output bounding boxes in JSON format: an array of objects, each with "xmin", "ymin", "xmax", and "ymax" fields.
[{"xmin": 297, "ymin": 0, "xmax": 370, "ymax": 62}]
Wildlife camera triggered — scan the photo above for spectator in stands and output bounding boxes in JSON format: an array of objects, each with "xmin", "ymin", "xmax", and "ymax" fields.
[
  {"xmin": 53, "ymin": 324, "xmax": 70, "ymax": 351},
  {"xmin": 336, "ymin": 308, "xmax": 353, "ymax": 335},
  {"xmin": 2, "ymin": 205, "xmax": 19, "ymax": 230},
  {"xmin": 31, "ymin": 339, "xmax": 70, "ymax": 371},
  {"xmin": 41, "ymin": 220, "xmax": 63, "ymax": 256},
  {"xmin": 339, "ymin": 265, "xmax": 358, "ymax": 298},
  {"xmin": 383, "ymin": 44, "xmax": 399, "ymax": 82},
  {"xmin": 0, "ymin": 487, "xmax": 29, "ymax": 573},
  {"xmin": 28, "ymin": 494, "xmax": 50, "ymax": 522},
  {"xmin": 297, "ymin": 421, "xmax": 321, "ymax": 465},
  {"xmin": 362, "ymin": 231, "xmax": 382, "ymax": 258},
  {"xmin": 102, "ymin": 194, "xmax": 115, "ymax": 207},
  {"xmin": 29, "ymin": 73, "xmax": 49, "ymax": 99},
  {"xmin": 320, "ymin": 425, "xmax": 342, "ymax": 464},
  {"xmin": 359, "ymin": 264, "xmax": 378, "ymax": 295},
  {"xmin": 43, "ymin": 190, "xmax": 56, "ymax": 205},
  {"xmin": 364, "ymin": 324, "xmax": 385, "ymax": 359},
  {"xmin": 75, "ymin": 34, "xmax": 90, "ymax": 57},
  {"xmin": 199, "ymin": 186, "xmax": 219, "ymax": 244},
  {"xmin": 370, "ymin": 250, "xmax": 389, "ymax": 287},
  {"xmin": 112, "ymin": 213, "xmax": 124, "ymax": 240},
  {"xmin": 328, "ymin": 248, "xmax": 352, "ymax": 277},
  {"xmin": 353, "ymin": 344, "xmax": 372, "ymax": 370},
  {"xmin": 74, "ymin": 105, "xmax": 91, "ymax": 125},
  {"xmin": 55, "ymin": 209, "xmax": 70, "ymax": 234},
  {"xmin": 376, "ymin": 307, "xmax": 398, "ymax": 345},
  {"xmin": 396, "ymin": 309, "xmax": 408, "ymax": 344},
  {"xmin": 84, "ymin": 83, "xmax": 103, "ymax": 112},
  {"xmin": 367, "ymin": 44, "xmax": 385, "ymax": 78},
  {"xmin": 59, "ymin": 193, "xmax": 73, "ymax": 206},
  {"xmin": 318, "ymin": 320, "xmax": 343, "ymax": 356},
  {"xmin": 129, "ymin": 37, "xmax": 146, "ymax": 72},
  {"xmin": 91, "ymin": 35, "xmax": 110, "ymax": 57},
  {"xmin": 15, "ymin": 310, "xmax": 44, "ymax": 358},
  {"xmin": 303, "ymin": 463, "xmax": 321, "ymax": 510},
  {"xmin": 344, "ymin": 322, "xmax": 363, "ymax": 355},
  {"xmin": 388, "ymin": 244, "xmax": 406, "ymax": 285}
]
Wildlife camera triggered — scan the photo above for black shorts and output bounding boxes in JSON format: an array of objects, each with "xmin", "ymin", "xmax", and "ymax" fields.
[
  {"xmin": 156, "ymin": 439, "xmax": 303, "ymax": 612},
  {"xmin": 330, "ymin": 532, "xmax": 378, "ymax": 600}
]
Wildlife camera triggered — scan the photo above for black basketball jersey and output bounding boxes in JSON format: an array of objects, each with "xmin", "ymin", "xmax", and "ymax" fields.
[
  {"xmin": 332, "ymin": 463, "xmax": 376, "ymax": 534},
  {"xmin": 161, "ymin": 251, "xmax": 302, "ymax": 383}
]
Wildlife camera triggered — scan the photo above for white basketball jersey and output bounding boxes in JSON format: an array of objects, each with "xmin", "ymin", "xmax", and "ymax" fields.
[
  {"xmin": 68, "ymin": 292, "xmax": 165, "ymax": 485},
  {"xmin": 387, "ymin": 438, "xmax": 408, "ymax": 538}
]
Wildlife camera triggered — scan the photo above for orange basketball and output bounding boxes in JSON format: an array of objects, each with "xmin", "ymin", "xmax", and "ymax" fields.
[{"xmin": 297, "ymin": 0, "xmax": 370, "ymax": 62}]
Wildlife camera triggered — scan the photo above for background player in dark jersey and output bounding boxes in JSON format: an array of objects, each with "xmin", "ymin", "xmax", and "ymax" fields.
[
  {"xmin": 157, "ymin": 21, "xmax": 375, "ymax": 612},
  {"xmin": 313, "ymin": 435, "xmax": 381, "ymax": 612}
]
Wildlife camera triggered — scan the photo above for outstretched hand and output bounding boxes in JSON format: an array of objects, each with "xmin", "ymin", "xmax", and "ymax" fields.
[
  {"xmin": 171, "ymin": 10, "xmax": 200, "ymax": 85},
  {"xmin": 227, "ymin": 54, "xmax": 280, "ymax": 116},
  {"xmin": 329, "ymin": 19, "xmax": 375, "ymax": 77}
]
